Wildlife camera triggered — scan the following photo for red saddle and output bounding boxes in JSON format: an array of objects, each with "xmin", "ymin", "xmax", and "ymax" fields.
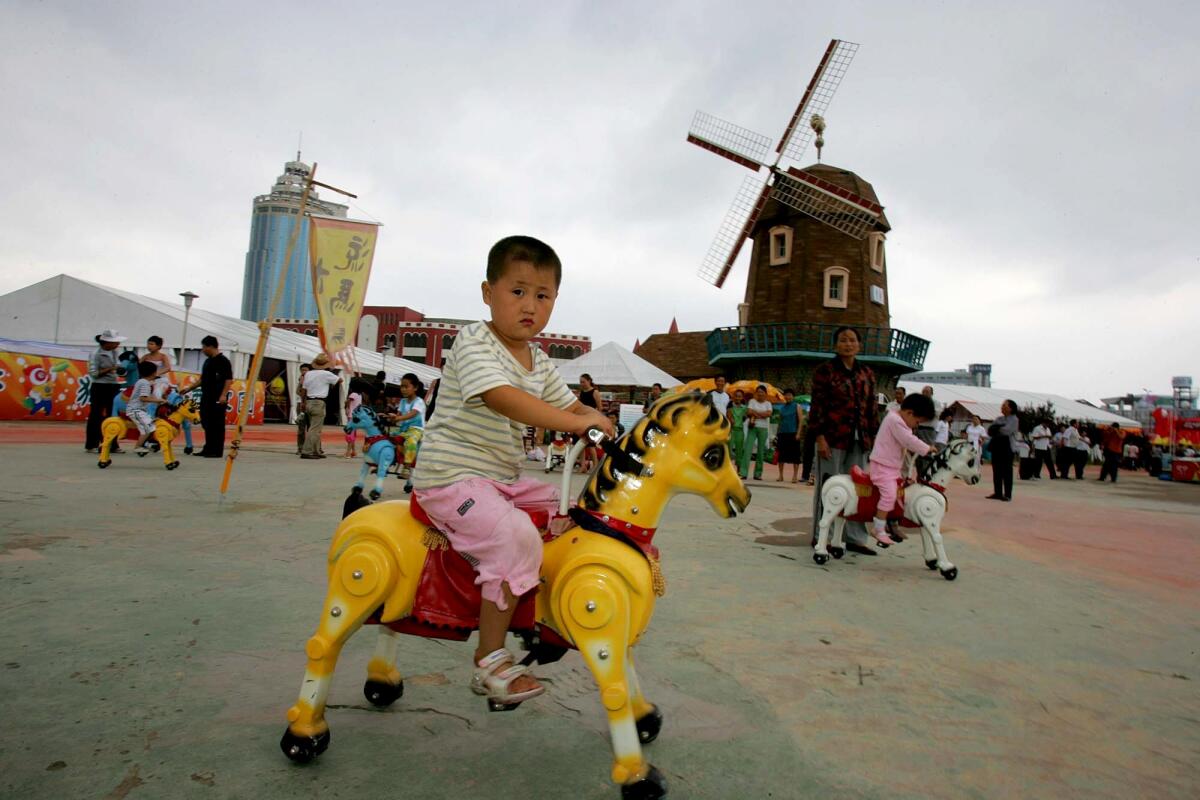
[
  {"xmin": 844, "ymin": 465, "xmax": 920, "ymax": 527},
  {"xmin": 369, "ymin": 493, "xmax": 572, "ymax": 649}
]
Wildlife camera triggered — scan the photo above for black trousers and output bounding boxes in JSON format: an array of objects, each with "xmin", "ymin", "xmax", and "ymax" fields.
[
  {"xmin": 1056, "ymin": 448, "xmax": 1073, "ymax": 478},
  {"xmin": 992, "ymin": 449, "xmax": 1014, "ymax": 498},
  {"xmin": 1074, "ymin": 450, "xmax": 1087, "ymax": 479},
  {"xmin": 801, "ymin": 429, "xmax": 815, "ymax": 480},
  {"xmin": 85, "ymin": 383, "xmax": 122, "ymax": 449},
  {"xmin": 1099, "ymin": 451, "xmax": 1120, "ymax": 482},
  {"xmin": 1035, "ymin": 448, "xmax": 1057, "ymax": 478},
  {"xmin": 200, "ymin": 402, "xmax": 226, "ymax": 455}
]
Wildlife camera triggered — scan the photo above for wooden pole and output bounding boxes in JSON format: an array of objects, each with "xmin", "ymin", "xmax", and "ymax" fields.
[{"xmin": 220, "ymin": 164, "xmax": 319, "ymax": 497}]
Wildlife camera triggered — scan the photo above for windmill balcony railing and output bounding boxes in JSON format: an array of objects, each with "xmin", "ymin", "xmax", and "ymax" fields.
[{"xmin": 706, "ymin": 324, "xmax": 929, "ymax": 372}]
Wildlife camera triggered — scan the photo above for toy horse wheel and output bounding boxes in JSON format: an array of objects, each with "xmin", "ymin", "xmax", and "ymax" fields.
[
  {"xmin": 363, "ymin": 679, "xmax": 404, "ymax": 707},
  {"xmin": 925, "ymin": 559, "xmax": 938, "ymax": 570},
  {"xmin": 166, "ymin": 461, "xmax": 179, "ymax": 471},
  {"xmin": 97, "ymin": 460, "xmax": 110, "ymax": 469},
  {"xmin": 184, "ymin": 446, "xmax": 193, "ymax": 455},
  {"xmin": 829, "ymin": 546, "xmax": 844, "ymax": 559},
  {"xmin": 279, "ymin": 728, "xmax": 330, "ymax": 764},
  {"xmin": 620, "ymin": 765, "xmax": 667, "ymax": 799},
  {"xmin": 940, "ymin": 567, "xmax": 958, "ymax": 581},
  {"xmin": 813, "ymin": 553, "xmax": 829, "ymax": 565},
  {"xmin": 636, "ymin": 706, "xmax": 663, "ymax": 744}
]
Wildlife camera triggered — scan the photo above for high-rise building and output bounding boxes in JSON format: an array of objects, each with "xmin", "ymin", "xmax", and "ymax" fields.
[{"xmin": 240, "ymin": 156, "xmax": 349, "ymax": 321}]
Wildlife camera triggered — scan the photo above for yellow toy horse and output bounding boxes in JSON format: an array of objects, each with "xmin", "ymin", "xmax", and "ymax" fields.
[
  {"xmin": 280, "ymin": 392, "xmax": 750, "ymax": 799},
  {"xmin": 96, "ymin": 397, "xmax": 201, "ymax": 470}
]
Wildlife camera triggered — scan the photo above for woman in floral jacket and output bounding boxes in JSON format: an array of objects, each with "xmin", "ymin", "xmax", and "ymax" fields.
[{"xmin": 808, "ymin": 326, "xmax": 880, "ymax": 555}]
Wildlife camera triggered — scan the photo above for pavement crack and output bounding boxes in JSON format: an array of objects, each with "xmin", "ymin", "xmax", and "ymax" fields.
[{"xmin": 326, "ymin": 703, "xmax": 475, "ymax": 729}]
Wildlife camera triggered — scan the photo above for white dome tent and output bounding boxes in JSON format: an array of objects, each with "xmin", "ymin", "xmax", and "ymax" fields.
[{"xmin": 0, "ymin": 274, "xmax": 440, "ymax": 423}]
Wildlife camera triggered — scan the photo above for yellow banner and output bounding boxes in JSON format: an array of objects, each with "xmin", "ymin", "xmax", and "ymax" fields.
[{"xmin": 309, "ymin": 215, "xmax": 380, "ymax": 358}]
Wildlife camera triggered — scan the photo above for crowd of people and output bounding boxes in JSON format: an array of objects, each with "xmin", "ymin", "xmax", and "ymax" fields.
[{"xmin": 85, "ymin": 329, "xmax": 232, "ymax": 458}]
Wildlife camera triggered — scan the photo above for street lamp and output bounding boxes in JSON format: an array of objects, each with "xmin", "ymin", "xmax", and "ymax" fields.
[{"xmin": 179, "ymin": 291, "xmax": 199, "ymax": 369}]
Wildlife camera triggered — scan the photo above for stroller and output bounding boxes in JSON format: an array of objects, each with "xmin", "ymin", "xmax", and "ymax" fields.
[{"xmin": 543, "ymin": 432, "xmax": 571, "ymax": 473}]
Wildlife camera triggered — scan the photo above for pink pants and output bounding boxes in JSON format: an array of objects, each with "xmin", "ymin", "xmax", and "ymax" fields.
[
  {"xmin": 870, "ymin": 462, "xmax": 902, "ymax": 516},
  {"xmin": 416, "ymin": 476, "xmax": 559, "ymax": 611}
]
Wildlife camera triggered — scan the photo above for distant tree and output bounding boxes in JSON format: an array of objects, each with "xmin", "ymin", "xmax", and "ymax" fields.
[{"xmin": 1017, "ymin": 400, "xmax": 1062, "ymax": 434}]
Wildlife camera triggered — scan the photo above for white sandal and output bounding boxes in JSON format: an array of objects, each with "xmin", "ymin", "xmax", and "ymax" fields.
[{"xmin": 471, "ymin": 648, "xmax": 544, "ymax": 709}]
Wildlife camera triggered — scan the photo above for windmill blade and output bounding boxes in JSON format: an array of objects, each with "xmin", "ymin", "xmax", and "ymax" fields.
[
  {"xmin": 698, "ymin": 174, "xmax": 772, "ymax": 287},
  {"xmin": 770, "ymin": 168, "xmax": 881, "ymax": 240},
  {"xmin": 776, "ymin": 39, "xmax": 859, "ymax": 163},
  {"xmin": 687, "ymin": 111, "xmax": 772, "ymax": 172}
]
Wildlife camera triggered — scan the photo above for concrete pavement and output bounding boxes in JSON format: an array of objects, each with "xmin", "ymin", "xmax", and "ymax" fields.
[{"xmin": 1, "ymin": 429, "xmax": 1197, "ymax": 799}]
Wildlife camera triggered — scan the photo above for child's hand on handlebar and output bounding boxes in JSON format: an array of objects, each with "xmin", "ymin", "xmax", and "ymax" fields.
[{"xmin": 575, "ymin": 408, "xmax": 614, "ymax": 438}]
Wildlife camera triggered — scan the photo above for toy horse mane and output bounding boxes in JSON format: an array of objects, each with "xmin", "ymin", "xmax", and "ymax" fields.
[
  {"xmin": 915, "ymin": 438, "xmax": 967, "ymax": 485},
  {"xmin": 579, "ymin": 391, "xmax": 730, "ymax": 513}
]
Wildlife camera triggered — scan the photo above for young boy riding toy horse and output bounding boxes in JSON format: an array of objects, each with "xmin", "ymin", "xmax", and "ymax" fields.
[{"xmin": 411, "ymin": 235, "xmax": 613, "ymax": 709}]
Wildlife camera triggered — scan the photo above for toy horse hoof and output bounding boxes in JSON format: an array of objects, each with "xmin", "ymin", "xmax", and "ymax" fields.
[
  {"xmin": 184, "ymin": 446, "xmax": 194, "ymax": 455},
  {"xmin": 369, "ymin": 489, "xmax": 382, "ymax": 500},
  {"xmin": 279, "ymin": 727, "xmax": 330, "ymax": 763},
  {"xmin": 813, "ymin": 553, "xmax": 829, "ymax": 565},
  {"xmin": 636, "ymin": 706, "xmax": 663, "ymax": 744},
  {"xmin": 925, "ymin": 559, "xmax": 939, "ymax": 570},
  {"xmin": 487, "ymin": 699, "xmax": 523, "ymax": 712},
  {"xmin": 620, "ymin": 765, "xmax": 667, "ymax": 799},
  {"xmin": 97, "ymin": 460, "xmax": 110, "ymax": 469},
  {"xmin": 829, "ymin": 546, "xmax": 845, "ymax": 559},
  {"xmin": 363, "ymin": 679, "xmax": 404, "ymax": 707},
  {"xmin": 940, "ymin": 567, "xmax": 958, "ymax": 581},
  {"xmin": 403, "ymin": 481, "xmax": 413, "ymax": 494}
]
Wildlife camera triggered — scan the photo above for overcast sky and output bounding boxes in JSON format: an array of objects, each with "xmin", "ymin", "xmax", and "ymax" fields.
[{"xmin": 2, "ymin": 0, "xmax": 1197, "ymax": 401}]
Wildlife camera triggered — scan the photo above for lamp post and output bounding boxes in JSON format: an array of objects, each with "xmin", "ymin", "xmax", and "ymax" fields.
[{"xmin": 179, "ymin": 291, "xmax": 199, "ymax": 370}]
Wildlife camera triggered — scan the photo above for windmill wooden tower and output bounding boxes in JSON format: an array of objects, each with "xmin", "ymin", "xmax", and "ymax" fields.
[{"xmin": 689, "ymin": 39, "xmax": 892, "ymax": 329}]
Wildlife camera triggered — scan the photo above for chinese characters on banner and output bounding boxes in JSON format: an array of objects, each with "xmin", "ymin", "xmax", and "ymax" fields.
[{"xmin": 308, "ymin": 215, "xmax": 380, "ymax": 360}]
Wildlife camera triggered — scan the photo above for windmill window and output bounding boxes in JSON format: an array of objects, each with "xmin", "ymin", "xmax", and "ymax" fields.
[
  {"xmin": 868, "ymin": 233, "xmax": 886, "ymax": 273},
  {"xmin": 768, "ymin": 225, "xmax": 793, "ymax": 266},
  {"xmin": 870, "ymin": 285, "xmax": 885, "ymax": 305},
  {"xmin": 823, "ymin": 267, "xmax": 850, "ymax": 309}
]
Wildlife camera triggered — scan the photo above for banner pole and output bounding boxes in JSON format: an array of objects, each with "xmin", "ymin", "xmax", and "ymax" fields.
[{"xmin": 220, "ymin": 164, "xmax": 319, "ymax": 498}]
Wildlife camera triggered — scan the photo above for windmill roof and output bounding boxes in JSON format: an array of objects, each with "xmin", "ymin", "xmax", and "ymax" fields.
[{"xmin": 768, "ymin": 163, "xmax": 891, "ymax": 232}]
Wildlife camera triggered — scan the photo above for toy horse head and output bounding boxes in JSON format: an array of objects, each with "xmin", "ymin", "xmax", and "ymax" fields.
[
  {"xmin": 579, "ymin": 391, "xmax": 751, "ymax": 525},
  {"xmin": 344, "ymin": 405, "xmax": 382, "ymax": 435},
  {"xmin": 917, "ymin": 439, "xmax": 981, "ymax": 487},
  {"xmin": 172, "ymin": 396, "xmax": 202, "ymax": 425}
]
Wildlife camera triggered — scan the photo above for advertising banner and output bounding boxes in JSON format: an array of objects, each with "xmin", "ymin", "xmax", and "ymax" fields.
[
  {"xmin": 309, "ymin": 215, "xmax": 379, "ymax": 360},
  {"xmin": 0, "ymin": 350, "xmax": 264, "ymax": 424}
]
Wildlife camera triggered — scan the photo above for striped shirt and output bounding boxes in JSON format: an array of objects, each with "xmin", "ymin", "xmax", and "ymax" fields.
[{"xmin": 413, "ymin": 321, "xmax": 576, "ymax": 489}]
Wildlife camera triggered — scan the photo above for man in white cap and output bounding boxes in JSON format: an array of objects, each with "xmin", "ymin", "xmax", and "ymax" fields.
[{"xmin": 85, "ymin": 329, "xmax": 127, "ymax": 452}]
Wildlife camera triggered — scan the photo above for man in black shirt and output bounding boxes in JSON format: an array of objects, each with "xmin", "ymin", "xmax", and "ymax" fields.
[{"xmin": 182, "ymin": 335, "xmax": 233, "ymax": 457}]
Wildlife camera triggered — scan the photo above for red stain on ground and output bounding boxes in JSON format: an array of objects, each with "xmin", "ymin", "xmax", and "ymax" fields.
[{"xmin": 949, "ymin": 467, "xmax": 1200, "ymax": 606}]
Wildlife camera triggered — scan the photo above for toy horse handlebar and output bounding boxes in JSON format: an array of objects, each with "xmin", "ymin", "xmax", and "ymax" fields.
[{"xmin": 558, "ymin": 427, "xmax": 643, "ymax": 516}]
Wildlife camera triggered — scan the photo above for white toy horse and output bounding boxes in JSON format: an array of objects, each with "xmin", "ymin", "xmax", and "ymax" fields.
[{"xmin": 813, "ymin": 439, "xmax": 981, "ymax": 580}]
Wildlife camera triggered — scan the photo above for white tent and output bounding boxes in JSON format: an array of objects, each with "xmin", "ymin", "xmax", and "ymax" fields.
[
  {"xmin": 552, "ymin": 341, "xmax": 682, "ymax": 389},
  {"xmin": 0, "ymin": 275, "xmax": 440, "ymax": 422},
  {"xmin": 898, "ymin": 381, "xmax": 1140, "ymax": 429}
]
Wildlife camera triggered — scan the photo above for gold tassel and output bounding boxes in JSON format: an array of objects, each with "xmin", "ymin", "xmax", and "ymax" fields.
[
  {"xmin": 421, "ymin": 527, "xmax": 450, "ymax": 551},
  {"xmin": 648, "ymin": 554, "xmax": 666, "ymax": 597}
]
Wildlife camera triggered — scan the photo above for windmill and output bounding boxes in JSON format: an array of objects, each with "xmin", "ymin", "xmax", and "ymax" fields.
[{"xmin": 688, "ymin": 39, "xmax": 882, "ymax": 288}]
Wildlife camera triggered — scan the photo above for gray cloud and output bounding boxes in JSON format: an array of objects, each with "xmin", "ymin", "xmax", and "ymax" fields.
[{"xmin": 2, "ymin": 0, "xmax": 1196, "ymax": 400}]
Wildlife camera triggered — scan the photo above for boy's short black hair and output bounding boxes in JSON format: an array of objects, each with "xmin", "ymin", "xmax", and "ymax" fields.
[
  {"xmin": 900, "ymin": 393, "xmax": 935, "ymax": 421},
  {"xmin": 201, "ymin": 335, "xmax": 219, "ymax": 348},
  {"xmin": 147, "ymin": 335, "xmax": 163, "ymax": 347},
  {"xmin": 136, "ymin": 361, "xmax": 158, "ymax": 378},
  {"xmin": 300, "ymin": 363, "xmax": 311, "ymax": 371},
  {"xmin": 486, "ymin": 235, "xmax": 562, "ymax": 287}
]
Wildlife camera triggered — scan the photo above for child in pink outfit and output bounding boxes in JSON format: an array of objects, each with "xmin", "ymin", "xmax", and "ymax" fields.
[
  {"xmin": 411, "ymin": 236, "xmax": 613, "ymax": 708},
  {"xmin": 868, "ymin": 393, "xmax": 937, "ymax": 545}
]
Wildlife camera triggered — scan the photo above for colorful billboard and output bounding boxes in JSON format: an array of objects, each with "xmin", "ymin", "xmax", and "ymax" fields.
[{"xmin": 0, "ymin": 350, "xmax": 264, "ymax": 424}]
